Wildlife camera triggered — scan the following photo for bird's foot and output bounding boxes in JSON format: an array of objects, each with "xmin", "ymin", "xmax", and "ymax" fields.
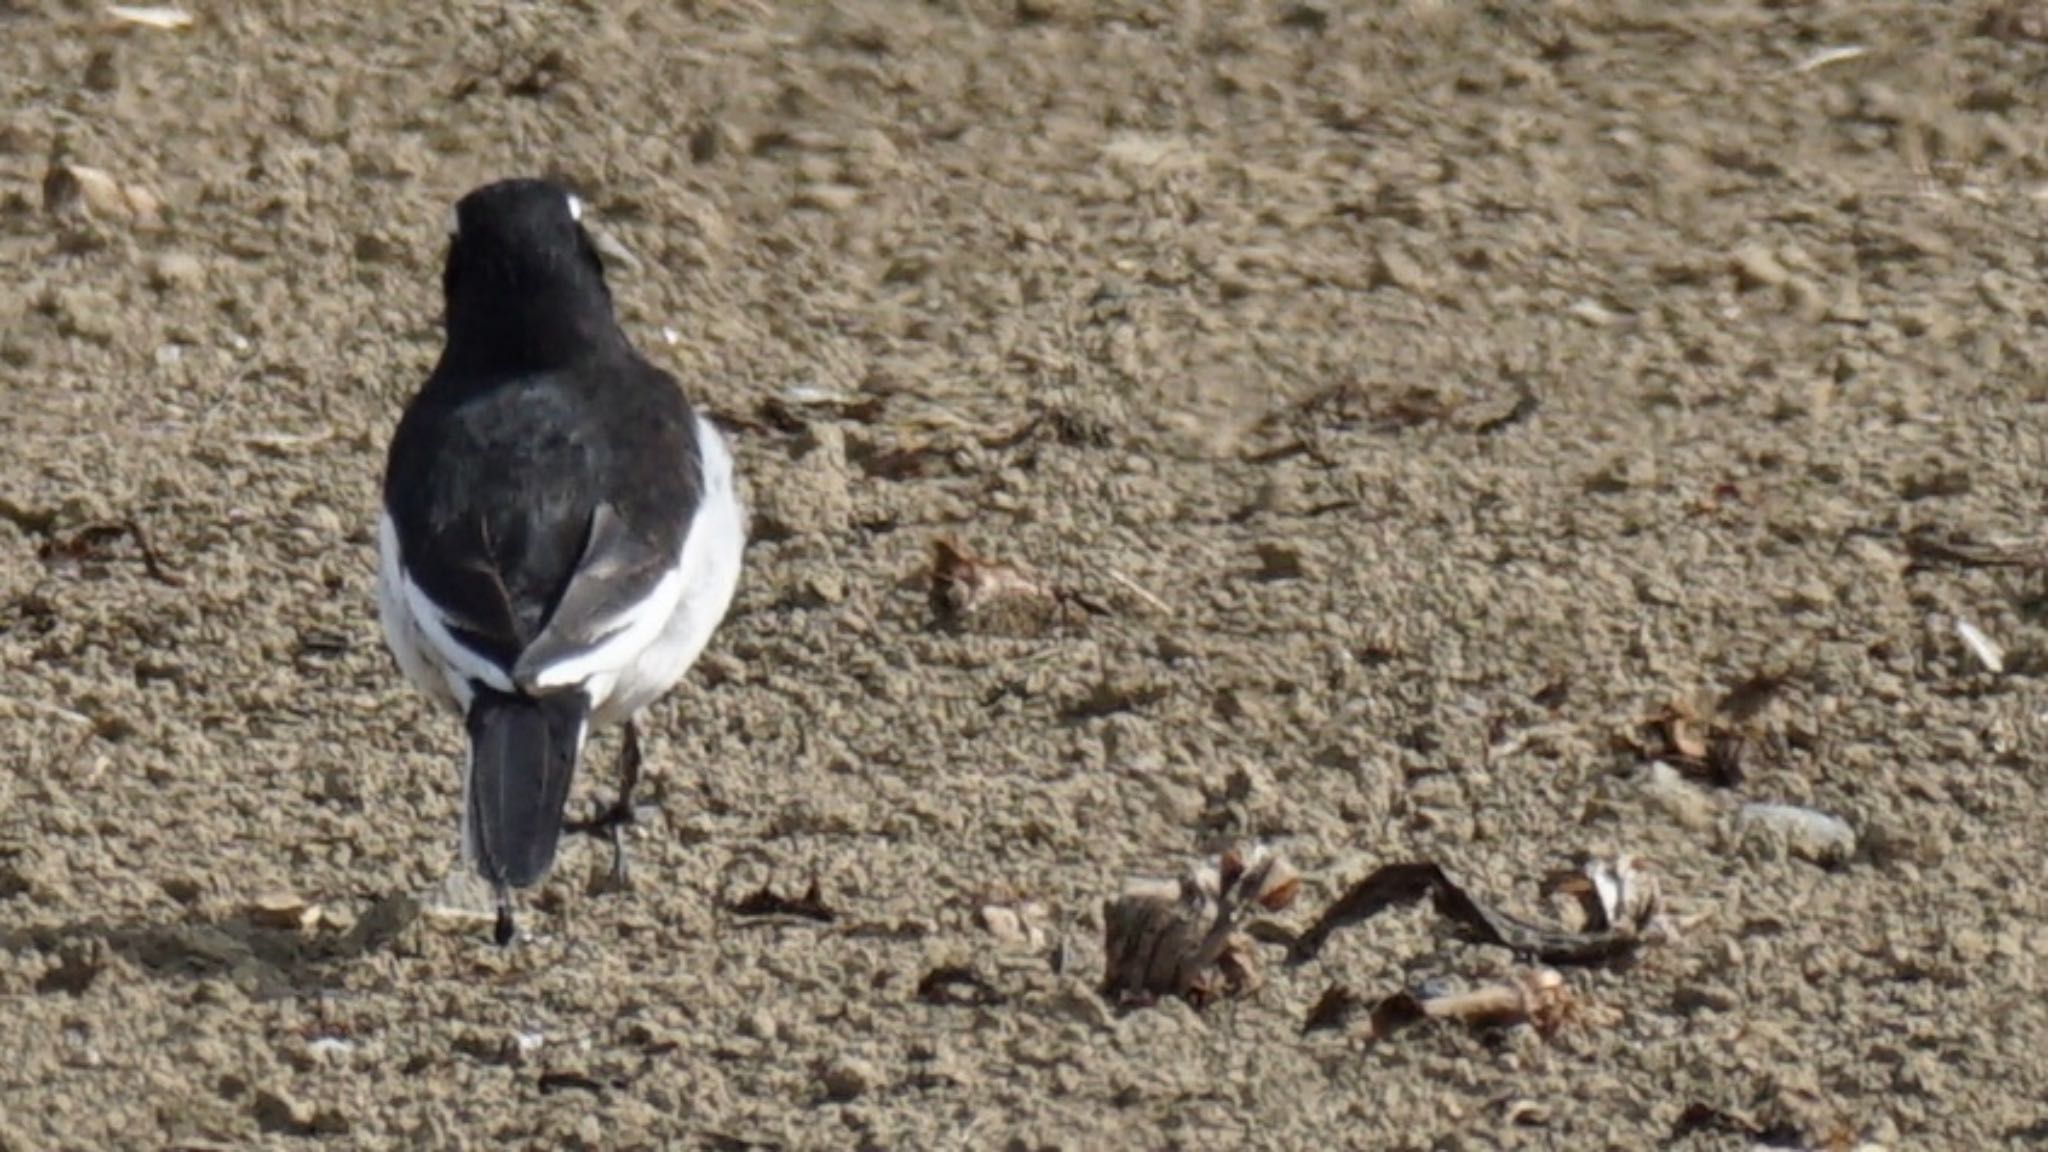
[
  {"xmin": 567, "ymin": 796, "xmax": 647, "ymax": 893},
  {"xmin": 568, "ymin": 719, "xmax": 649, "ymax": 895}
]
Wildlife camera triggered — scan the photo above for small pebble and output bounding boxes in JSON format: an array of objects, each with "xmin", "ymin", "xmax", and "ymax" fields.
[
  {"xmin": 819, "ymin": 1055, "xmax": 880, "ymax": 1101},
  {"xmin": 1737, "ymin": 802, "xmax": 1856, "ymax": 866},
  {"xmin": 149, "ymin": 252, "xmax": 206, "ymax": 293},
  {"xmin": 1731, "ymin": 243, "xmax": 1789, "ymax": 290}
]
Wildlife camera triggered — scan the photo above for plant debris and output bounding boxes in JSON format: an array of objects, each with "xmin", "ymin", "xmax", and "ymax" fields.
[
  {"xmin": 42, "ymin": 162, "xmax": 165, "ymax": 226},
  {"xmin": 1900, "ymin": 526, "xmax": 2046, "ymax": 572},
  {"xmin": 730, "ymin": 878, "xmax": 837, "ymax": 923},
  {"xmin": 1628, "ymin": 694, "xmax": 1766, "ymax": 789},
  {"xmin": 106, "ymin": 4, "xmax": 194, "ymax": 29},
  {"xmin": 1100, "ymin": 843, "xmax": 1299, "ymax": 1007},
  {"xmin": 927, "ymin": 536, "xmax": 1109, "ymax": 632},
  {"xmin": 1288, "ymin": 855, "xmax": 1675, "ymax": 968},
  {"xmin": 37, "ymin": 518, "xmax": 185, "ymax": 586},
  {"xmin": 1305, "ymin": 967, "xmax": 1576, "ymax": 1041},
  {"xmin": 1539, "ymin": 854, "xmax": 1666, "ymax": 934},
  {"xmin": 1954, "ymin": 618, "xmax": 2005, "ymax": 674},
  {"xmin": 916, "ymin": 964, "xmax": 1004, "ymax": 1007}
]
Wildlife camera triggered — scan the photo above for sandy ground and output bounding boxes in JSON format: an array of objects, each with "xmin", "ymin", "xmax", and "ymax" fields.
[{"xmin": 4, "ymin": 1, "xmax": 2048, "ymax": 1148}]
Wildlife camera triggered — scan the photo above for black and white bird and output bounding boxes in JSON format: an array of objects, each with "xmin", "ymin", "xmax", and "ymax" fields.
[{"xmin": 376, "ymin": 178, "xmax": 745, "ymax": 945}]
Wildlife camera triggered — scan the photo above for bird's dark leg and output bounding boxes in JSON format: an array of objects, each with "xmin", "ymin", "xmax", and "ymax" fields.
[{"xmin": 567, "ymin": 719, "xmax": 644, "ymax": 892}]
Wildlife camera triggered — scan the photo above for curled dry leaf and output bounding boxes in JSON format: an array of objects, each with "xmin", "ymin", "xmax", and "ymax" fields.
[
  {"xmin": 1539, "ymin": 853, "xmax": 1671, "ymax": 939},
  {"xmin": 1288, "ymin": 855, "xmax": 1676, "ymax": 969},
  {"xmin": 1100, "ymin": 843, "xmax": 1298, "ymax": 1008},
  {"xmin": 37, "ymin": 518, "xmax": 185, "ymax": 586}
]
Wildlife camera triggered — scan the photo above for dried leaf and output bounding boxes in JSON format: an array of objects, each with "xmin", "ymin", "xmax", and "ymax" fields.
[
  {"xmin": 1101, "ymin": 843, "xmax": 1294, "ymax": 1007},
  {"xmin": 1539, "ymin": 854, "xmax": 1667, "ymax": 937},
  {"xmin": 1288, "ymin": 858, "xmax": 1671, "ymax": 968}
]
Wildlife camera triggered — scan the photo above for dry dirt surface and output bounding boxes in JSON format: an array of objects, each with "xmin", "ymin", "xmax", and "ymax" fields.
[{"xmin": 4, "ymin": 1, "xmax": 2048, "ymax": 1149}]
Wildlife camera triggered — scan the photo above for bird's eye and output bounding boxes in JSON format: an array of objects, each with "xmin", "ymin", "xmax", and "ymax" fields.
[
  {"xmin": 566, "ymin": 193, "xmax": 583, "ymax": 223},
  {"xmin": 446, "ymin": 205, "xmax": 461, "ymax": 239}
]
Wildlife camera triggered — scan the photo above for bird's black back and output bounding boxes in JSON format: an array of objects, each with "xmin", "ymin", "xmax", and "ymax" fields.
[{"xmin": 383, "ymin": 179, "xmax": 702, "ymax": 672}]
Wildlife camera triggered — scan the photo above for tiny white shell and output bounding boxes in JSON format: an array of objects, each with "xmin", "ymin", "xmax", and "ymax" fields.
[{"xmin": 566, "ymin": 192, "xmax": 583, "ymax": 222}]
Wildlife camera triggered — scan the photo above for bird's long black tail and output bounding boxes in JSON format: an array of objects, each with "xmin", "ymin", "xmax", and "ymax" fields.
[{"xmin": 464, "ymin": 686, "xmax": 589, "ymax": 911}]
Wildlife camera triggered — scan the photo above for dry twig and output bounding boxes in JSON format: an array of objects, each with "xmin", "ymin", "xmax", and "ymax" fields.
[
  {"xmin": 38, "ymin": 518, "xmax": 185, "ymax": 586},
  {"xmin": 1305, "ymin": 967, "xmax": 1576, "ymax": 1040}
]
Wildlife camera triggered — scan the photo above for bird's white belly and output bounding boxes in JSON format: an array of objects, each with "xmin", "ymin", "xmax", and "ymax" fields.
[
  {"xmin": 376, "ymin": 517, "xmax": 470, "ymax": 714},
  {"xmin": 588, "ymin": 414, "xmax": 746, "ymax": 726}
]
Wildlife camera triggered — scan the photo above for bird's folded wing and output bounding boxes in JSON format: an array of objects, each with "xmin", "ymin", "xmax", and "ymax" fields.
[
  {"xmin": 396, "ymin": 548, "xmax": 519, "ymax": 694},
  {"xmin": 511, "ymin": 502, "xmax": 686, "ymax": 695}
]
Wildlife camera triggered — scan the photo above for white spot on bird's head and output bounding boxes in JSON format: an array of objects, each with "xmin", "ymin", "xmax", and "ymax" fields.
[{"xmin": 566, "ymin": 193, "xmax": 583, "ymax": 223}]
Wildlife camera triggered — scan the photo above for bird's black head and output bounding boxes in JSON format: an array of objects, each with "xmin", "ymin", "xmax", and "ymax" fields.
[{"xmin": 441, "ymin": 178, "xmax": 620, "ymax": 371}]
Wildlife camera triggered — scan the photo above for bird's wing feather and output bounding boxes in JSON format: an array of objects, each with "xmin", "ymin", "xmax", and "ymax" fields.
[{"xmin": 511, "ymin": 502, "xmax": 686, "ymax": 693}]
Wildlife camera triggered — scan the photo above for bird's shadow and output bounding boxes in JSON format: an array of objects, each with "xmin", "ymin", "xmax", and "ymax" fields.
[{"xmin": 3, "ymin": 897, "xmax": 422, "ymax": 1000}]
